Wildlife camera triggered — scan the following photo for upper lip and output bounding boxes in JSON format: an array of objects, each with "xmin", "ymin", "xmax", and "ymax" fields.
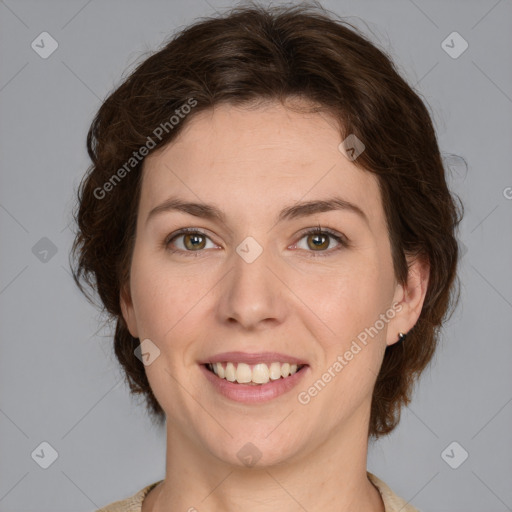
[{"xmin": 199, "ymin": 351, "xmax": 308, "ymax": 366}]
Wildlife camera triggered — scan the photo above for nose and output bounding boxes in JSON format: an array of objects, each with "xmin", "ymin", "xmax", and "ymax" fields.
[{"xmin": 216, "ymin": 241, "xmax": 287, "ymax": 331}]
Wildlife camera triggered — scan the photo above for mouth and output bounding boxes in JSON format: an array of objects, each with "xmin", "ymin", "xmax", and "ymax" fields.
[
  {"xmin": 199, "ymin": 355, "xmax": 310, "ymax": 403},
  {"xmin": 203, "ymin": 361, "xmax": 308, "ymax": 386}
]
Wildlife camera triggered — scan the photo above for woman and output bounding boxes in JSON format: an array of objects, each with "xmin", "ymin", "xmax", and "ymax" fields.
[{"xmin": 71, "ymin": 3, "xmax": 462, "ymax": 511}]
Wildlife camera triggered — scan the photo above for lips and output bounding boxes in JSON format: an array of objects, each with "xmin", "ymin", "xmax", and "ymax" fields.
[
  {"xmin": 198, "ymin": 351, "xmax": 309, "ymax": 402},
  {"xmin": 200, "ymin": 361, "xmax": 309, "ymax": 403}
]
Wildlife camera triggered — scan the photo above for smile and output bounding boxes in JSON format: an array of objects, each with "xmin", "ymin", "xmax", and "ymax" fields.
[
  {"xmin": 206, "ymin": 361, "xmax": 306, "ymax": 385},
  {"xmin": 200, "ymin": 361, "xmax": 309, "ymax": 403}
]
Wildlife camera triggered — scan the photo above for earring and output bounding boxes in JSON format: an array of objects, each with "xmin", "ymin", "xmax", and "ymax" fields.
[{"xmin": 398, "ymin": 332, "xmax": 407, "ymax": 342}]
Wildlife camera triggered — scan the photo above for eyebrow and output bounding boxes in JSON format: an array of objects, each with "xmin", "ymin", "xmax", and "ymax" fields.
[{"xmin": 146, "ymin": 196, "xmax": 369, "ymax": 227}]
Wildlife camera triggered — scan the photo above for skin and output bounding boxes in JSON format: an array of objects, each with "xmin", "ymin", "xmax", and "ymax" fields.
[{"xmin": 120, "ymin": 100, "xmax": 429, "ymax": 512}]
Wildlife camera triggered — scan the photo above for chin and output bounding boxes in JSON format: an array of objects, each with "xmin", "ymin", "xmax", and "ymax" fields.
[{"xmin": 202, "ymin": 428, "xmax": 304, "ymax": 470}]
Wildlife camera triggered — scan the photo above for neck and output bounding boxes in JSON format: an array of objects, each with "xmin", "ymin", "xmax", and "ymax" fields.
[{"xmin": 145, "ymin": 408, "xmax": 384, "ymax": 512}]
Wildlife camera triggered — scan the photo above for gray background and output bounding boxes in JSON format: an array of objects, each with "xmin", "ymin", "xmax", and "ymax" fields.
[{"xmin": 1, "ymin": 0, "xmax": 511, "ymax": 511}]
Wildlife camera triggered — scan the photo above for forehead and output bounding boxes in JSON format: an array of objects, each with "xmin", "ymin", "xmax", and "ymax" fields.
[{"xmin": 140, "ymin": 102, "xmax": 383, "ymax": 229}]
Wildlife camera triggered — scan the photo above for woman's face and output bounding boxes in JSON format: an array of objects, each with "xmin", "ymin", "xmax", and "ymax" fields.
[{"xmin": 121, "ymin": 101, "xmax": 418, "ymax": 467}]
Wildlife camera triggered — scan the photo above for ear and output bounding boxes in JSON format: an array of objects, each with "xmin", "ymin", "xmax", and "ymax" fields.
[
  {"xmin": 386, "ymin": 254, "xmax": 430, "ymax": 347},
  {"xmin": 120, "ymin": 284, "xmax": 139, "ymax": 339}
]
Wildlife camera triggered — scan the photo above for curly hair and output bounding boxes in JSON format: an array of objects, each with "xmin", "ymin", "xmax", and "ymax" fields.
[{"xmin": 70, "ymin": 1, "xmax": 463, "ymax": 439}]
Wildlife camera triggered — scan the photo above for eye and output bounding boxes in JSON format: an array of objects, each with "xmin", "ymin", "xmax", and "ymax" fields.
[
  {"xmin": 164, "ymin": 226, "xmax": 349, "ymax": 257},
  {"xmin": 292, "ymin": 227, "xmax": 348, "ymax": 256},
  {"xmin": 164, "ymin": 228, "xmax": 218, "ymax": 255}
]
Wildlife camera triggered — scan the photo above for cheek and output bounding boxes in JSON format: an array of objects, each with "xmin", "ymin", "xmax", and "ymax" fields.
[
  {"xmin": 128, "ymin": 255, "xmax": 204, "ymax": 397},
  {"xmin": 129, "ymin": 251, "xmax": 194, "ymax": 340},
  {"xmin": 302, "ymin": 262, "xmax": 391, "ymax": 411},
  {"xmin": 301, "ymin": 255, "xmax": 385, "ymax": 337}
]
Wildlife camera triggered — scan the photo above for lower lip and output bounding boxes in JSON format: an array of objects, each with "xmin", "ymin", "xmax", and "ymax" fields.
[{"xmin": 200, "ymin": 364, "xmax": 309, "ymax": 403}]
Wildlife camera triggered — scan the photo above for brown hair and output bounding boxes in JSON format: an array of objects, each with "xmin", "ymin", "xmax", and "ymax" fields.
[{"xmin": 71, "ymin": 1, "xmax": 463, "ymax": 439}]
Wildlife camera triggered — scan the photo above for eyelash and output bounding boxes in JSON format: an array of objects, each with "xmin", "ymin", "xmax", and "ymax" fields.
[{"xmin": 163, "ymin": 226, "xmax": 349, "ymax": 258}]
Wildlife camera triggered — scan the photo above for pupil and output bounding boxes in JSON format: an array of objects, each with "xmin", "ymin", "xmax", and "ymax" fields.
[
  {"xmin": 186, "ymin": 234, "xmax": 204, "ymax": 249},
  {"xmin": 311, "ymin": 234, "xmax": 327, "ymax": 249}
]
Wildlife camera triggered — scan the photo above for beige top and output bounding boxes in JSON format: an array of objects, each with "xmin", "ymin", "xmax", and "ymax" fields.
[{"xmin": 96, "ymin": 472, "xmax": 419, "ymax": 511}]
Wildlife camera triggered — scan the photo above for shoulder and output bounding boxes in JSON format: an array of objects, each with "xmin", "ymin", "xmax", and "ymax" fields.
[
  {"xmin": 95, "ymin": 480, "xmax": 163, "ymax": 512},
  {"xmin": 95, "ymin": 475, "xmax": 417, "ymax": 512},
  {"xmin": 367, "ymin": 472, "xmax": 420, "ymax": 512}
]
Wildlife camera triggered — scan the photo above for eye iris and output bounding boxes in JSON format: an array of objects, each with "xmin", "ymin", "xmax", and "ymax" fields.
[
  {"xmin": 184, "ymin": 233, "xmax": 206, "ymax": 250},
  {"xmin": 307, "ymin": 233, "xmax": 329, "ymax": 250},
  {"xmin": 175, "ymin": 231, "xmax": 336, "ymax": 252}
]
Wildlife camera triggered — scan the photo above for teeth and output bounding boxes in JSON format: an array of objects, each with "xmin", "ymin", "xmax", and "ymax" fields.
[
  {"xmin": 236, "ymin": 363, "xmax": 252, "ymax": 383},
  {"xmin": 269, "ymin": 362, "xmax": 282, "ymax": 380},
  {"xmin": 215, "ymin": 362, "xmax": 225, "ymax": 378},
  {"xmin": 225, "ymin": 362, "xmax": 236, "ymax": 382},
  {"xmin": 251, "ymin": 363, "xmax": 270, "ymax": 383},
  {"xmin": 208, "ymin": 361, "xmax": 303, "ymax": 385}
]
